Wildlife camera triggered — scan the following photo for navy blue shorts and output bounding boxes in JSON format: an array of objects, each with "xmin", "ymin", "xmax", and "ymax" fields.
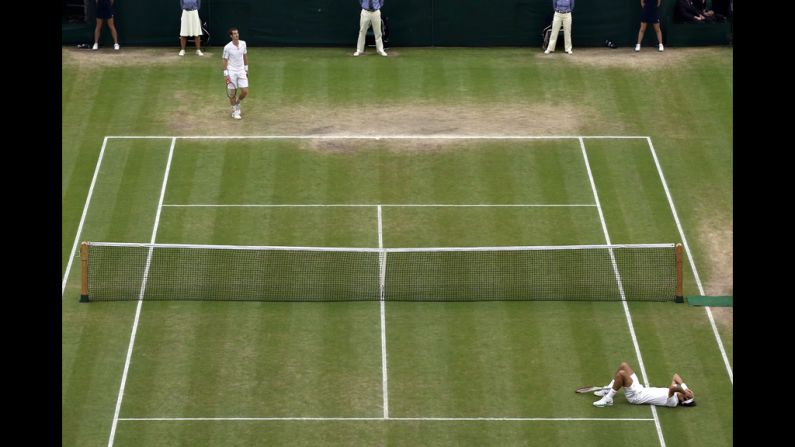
[
  {"xmin": 96, "ymin": 0, "xmax": 114, "ymax": 20},
  {"xmin": 641, "ymin": 2, "xmax": 659, "ymax": 23}
]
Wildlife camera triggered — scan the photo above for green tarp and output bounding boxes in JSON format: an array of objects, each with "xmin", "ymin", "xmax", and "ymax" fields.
[{"xmin": 687, "ymin": 296, "xmax": 732, "ymax": 307}]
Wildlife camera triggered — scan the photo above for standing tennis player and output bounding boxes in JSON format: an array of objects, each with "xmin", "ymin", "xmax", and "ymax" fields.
[
  {"xmin": 222, "ymin": 28, "xmax": 248, "ymax": 120},
  {"xmin": 591, "ymin": 362, "xmax": 696, "ymax": 408}
]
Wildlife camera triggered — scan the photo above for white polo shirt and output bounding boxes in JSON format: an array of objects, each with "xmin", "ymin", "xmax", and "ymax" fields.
[{"xmin": 223, "ymin": 40, "xmax": 247, "ymax": 72}]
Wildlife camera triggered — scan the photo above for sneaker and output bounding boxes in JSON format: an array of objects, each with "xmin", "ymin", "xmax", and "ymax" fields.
[
  {"xmin": 378, "ymin": 50, "xmax": 388, "ymax": 57},
  {"xmin": 635, "ymin": 44, "xmax": 641, "ymax": 52},
  {"xmin": 178, "ymin": 49, "xmax": 186, "ymax": 56},
  {"xmin": 565, "ymin": 49, "xmax": 572, "ymax": 54},
  {"xmin": 113, "ymin": 43, "xmax": 120, "ymax": 51},
  {"xmin": 593, "ymin": 396, "xmax": 613, "ymax": 407},
  {"xmin": 353, "ymin": 51, "xmax": 363, "ymax": 56},
  {"xmin": 658, "ymin": 44, "xmax": 664, "ymax": 52},
  {"xmin": 544, "ymin": 49, "xmax": 550, "ymax": 54},
  {"xmin": 196, "ymin": 49, "xmax": 204, "ymax": 56},
  {"xmin": 233, "ymin": 111, "xmax": 242, "ymax": 120},
  {"xmin": 92, "ymin": 43, "xmax": 98, "ymax": 50},
  {"xmin": 593, "ymin": 387, "xmax": 610, "ymax": 397}
]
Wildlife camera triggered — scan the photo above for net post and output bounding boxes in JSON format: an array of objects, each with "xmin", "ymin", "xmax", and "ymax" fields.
[
  {"xmin": 675, "ymin": 243, "xmax": 684, "ymax": 303},
  {"xmin": 80, "ymin": 242, "xmax": 89, "ymax": 303}
]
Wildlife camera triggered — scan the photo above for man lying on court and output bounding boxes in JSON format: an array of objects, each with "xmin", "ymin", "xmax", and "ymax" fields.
[{"xmin": 582, "ymin": 361, "xmax": 696, "ymax": 408}]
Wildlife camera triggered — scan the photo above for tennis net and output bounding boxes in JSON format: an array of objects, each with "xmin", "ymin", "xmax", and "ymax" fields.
[{"xmin": 80, "ymin": 242, "xmax": 683, "ymax": 302}]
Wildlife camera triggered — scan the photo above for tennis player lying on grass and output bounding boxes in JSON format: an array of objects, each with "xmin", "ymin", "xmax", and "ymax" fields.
[{"xmin": 585, "ymin": 362, "xmax": 696, "ymax": 408}]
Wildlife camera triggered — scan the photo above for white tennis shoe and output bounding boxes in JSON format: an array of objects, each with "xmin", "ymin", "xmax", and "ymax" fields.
[
  {"xmin": 593, "ymin": 396, "xmax": 613, "ymax": 407},
  {"xmin": 593, "ymin": 387, "xmax": 610, "ymax": 397}
]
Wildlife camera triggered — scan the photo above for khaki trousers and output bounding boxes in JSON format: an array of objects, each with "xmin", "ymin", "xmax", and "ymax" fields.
[
  {"xmin": 356, "ymin": 9, "xmax": 384, "ymax": 53},
  {"xmin": 546, "ymin": 12, "xmax": 572, "ymax": 52}
]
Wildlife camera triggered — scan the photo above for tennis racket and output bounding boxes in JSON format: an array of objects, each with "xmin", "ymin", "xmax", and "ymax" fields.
[
  {"xmin": 575, "ymin": 386, "xmax": 608, "ymax": 394},
  {"xmin": 225, "ymin": 78, "xmax": 237, "ymax": 100}
]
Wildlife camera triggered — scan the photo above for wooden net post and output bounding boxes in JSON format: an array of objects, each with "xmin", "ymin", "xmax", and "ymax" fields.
[{"xmin": 80, "ymin": 242, "xmax": 89, "ymax": 303}]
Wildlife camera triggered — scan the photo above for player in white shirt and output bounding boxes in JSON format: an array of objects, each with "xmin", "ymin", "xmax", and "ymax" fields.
[
  {"xmin": 592, "ymin": 362, "xmax": 696, "ymax": 408},
  {"xmin": 222, "ymin": 28, "xmax": 248, "ymax": 120}
]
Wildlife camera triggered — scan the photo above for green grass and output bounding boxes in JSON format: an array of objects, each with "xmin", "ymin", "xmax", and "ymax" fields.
[{"xmin": 62, "ymin": 47, "xmax": 732, "ymax": 446}]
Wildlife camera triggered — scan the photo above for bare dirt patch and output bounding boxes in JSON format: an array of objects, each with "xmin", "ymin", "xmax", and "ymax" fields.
[
  {"xmin": 697, "ymin": 218, "xmax": 732, "ymax": 296},
  {"xmin": 695, "ymin": 217, "xmax": 732, "ymax": 332},
  {"xmin": 538, "ymin": 47, "xmax": 731, "ymax": 70},
  {"xmin": 63, "ymin": 47, "xmax": 215, "ymax": 69},
  {"xmin": 708, "ymin": 307, "xmax": 732, "ymax": 332},
  {"xmin": 166, "ymin": 96, "xmax": 602, "ymax": 138},
  {"xmin": 303, "ymin": 138, "xmax": 492, "ymax": 154}
]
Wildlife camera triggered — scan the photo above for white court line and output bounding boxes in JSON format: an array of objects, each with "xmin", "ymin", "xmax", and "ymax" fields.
[
  {"xmin": 62, "ymin": 137, "xmax": 110, "ymax": 297},
  {"xmin": 107, "ymin": 138, "xmax": 177, "ymax": 447},
  {"xmin": 118, "ymin": 416, "xmax": 654, "ymax": 422},
  {"xmin": 646, "ymin": 137, "xmax": 733, "ymax": 384},
  {"xmin": 162, "ymin": 204, "xmax": 597, "ymax": 207},
  {"xmin": 579, "ymin": 138, "xmax": 666, "ymax": 447},
  {"xmin": 106, "ymin": 135, "xmax": 651, "ymax": 140},
  {"xmin": 377, "ymin": 205, "xmax": 389, "ymax": 419}
]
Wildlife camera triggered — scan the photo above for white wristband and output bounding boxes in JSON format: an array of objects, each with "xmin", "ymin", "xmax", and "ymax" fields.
[
  {"xmin": 680, "ymin": 383, "xmax": 688, "ymax": 391},
  {"xmin": 223, "ymin": 70, "xmax": 229, "ymax": 76},
  {"xmin": 245, "ymin": 65, "xmax": 249, "ymax": 72}
]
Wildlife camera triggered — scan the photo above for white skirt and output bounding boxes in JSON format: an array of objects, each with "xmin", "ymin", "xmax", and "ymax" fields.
[{"xmin": 180, "ymin": 10, "xmax": 202, "ymax": 37}]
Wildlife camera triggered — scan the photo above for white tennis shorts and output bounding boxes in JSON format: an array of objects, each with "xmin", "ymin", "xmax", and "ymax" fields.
[{"xmin": 227, "ymin": 71, "xmax": 249, "ymax": 89}]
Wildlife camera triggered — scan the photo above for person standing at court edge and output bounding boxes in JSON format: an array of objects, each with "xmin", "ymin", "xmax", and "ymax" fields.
[
  {"xmin": 179, "ymin": 0, "xmax": 204, "ymax": 56},
  {"xmin": 354, "ymin": 0, "xmax": 387, "ymax": 57},
  {"xmin": 544, "ymin": 0, "xmax": 574, "ymax": 54}
]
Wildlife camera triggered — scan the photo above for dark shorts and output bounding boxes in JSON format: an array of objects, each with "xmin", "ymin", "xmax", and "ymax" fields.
[
  {"xmin": 97, "ymin": 0, "xmax": 114, "ymax": 20},
  {"xmin": 641, "ymin": 3, "xmax": 659, "ymax": 23}
]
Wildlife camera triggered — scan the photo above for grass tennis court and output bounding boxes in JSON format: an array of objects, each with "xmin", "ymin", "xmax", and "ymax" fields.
[{"xmin": 62, "ymin": 47, "xmax": 732, "ymax": 446}]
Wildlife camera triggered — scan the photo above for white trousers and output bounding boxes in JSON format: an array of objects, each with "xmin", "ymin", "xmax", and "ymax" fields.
[
  {"xmin": 356, "ymin": 9, "xmax": 384, "ymax": 53},
  {"xmin": 546, "ymin": 12, "xmax": 572, "ymax": 52}
]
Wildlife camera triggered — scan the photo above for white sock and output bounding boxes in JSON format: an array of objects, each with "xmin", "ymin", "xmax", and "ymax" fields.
[
  {"xmin": 606, "ymin": 388, "xmax": 617, "ymax": 399},
  {"xmin": 605, "ymin": 380, "xmax": 615, "ymax": 389}
]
